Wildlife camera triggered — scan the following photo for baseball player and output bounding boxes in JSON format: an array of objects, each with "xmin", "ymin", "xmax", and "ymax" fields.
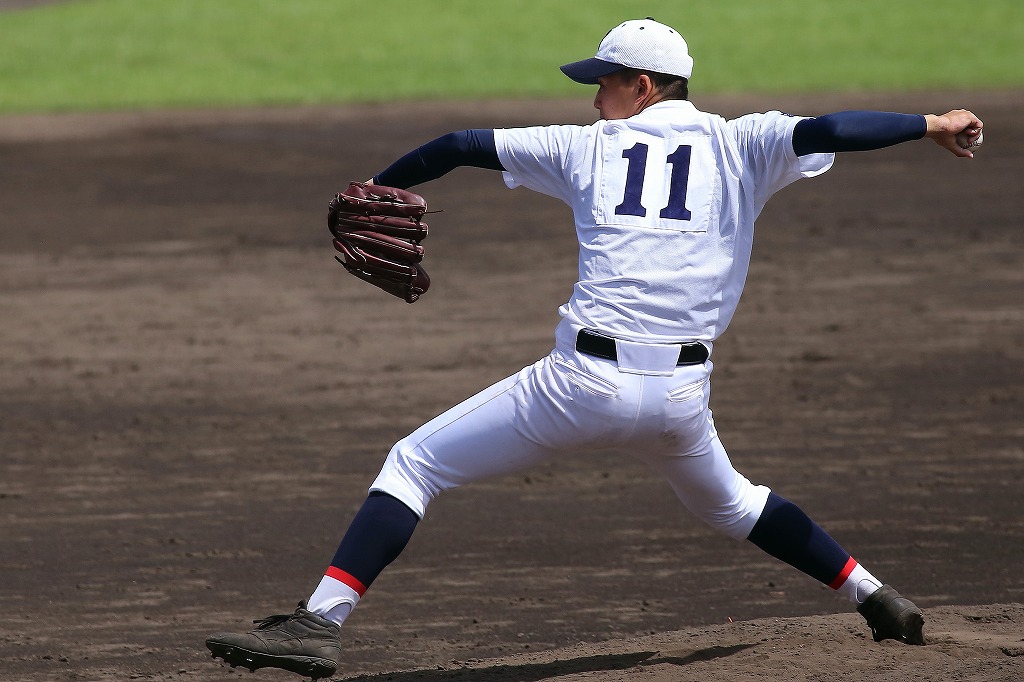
[{"xmin": 207, "ymin": 18, "xmax": 984, "ymax": 679}]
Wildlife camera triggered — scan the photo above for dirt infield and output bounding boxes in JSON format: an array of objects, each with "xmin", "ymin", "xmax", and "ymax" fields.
[{"xmin": 1, "ymin": 91, "xmax": 1022, "ymax": 681}]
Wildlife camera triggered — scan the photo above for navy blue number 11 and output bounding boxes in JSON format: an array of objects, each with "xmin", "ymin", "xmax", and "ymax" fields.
[{"xmin": 614, "ymin": 142, "xmax": 693, "ymax": 221}]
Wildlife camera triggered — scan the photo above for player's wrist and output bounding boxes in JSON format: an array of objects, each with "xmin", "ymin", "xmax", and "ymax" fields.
[{"xmin": 922, "ymin": 114, "xmax": 947, "ymax": 138}]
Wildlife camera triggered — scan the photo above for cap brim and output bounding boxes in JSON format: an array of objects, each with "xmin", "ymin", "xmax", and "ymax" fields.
[{"xmin": 559, "ymin": 58, "xmax": 623, "ymax": 85}]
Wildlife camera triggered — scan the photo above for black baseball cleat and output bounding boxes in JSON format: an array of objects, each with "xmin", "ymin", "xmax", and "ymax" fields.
[
  {"xmin": 857, "ymin": 585, "xmax": 925, "ymax": 645},
  {"xmin": 206, "ymin": 601, "xmax": 342, "ymax": 680}
]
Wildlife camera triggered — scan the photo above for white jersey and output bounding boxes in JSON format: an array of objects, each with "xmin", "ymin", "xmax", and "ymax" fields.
[{"xmin": 494, "ymin": 100, "xmax": 834, "ymax": 344}]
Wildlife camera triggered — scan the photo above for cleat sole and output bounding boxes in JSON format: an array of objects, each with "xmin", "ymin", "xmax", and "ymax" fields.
[{"xmin": 206, "ymin": 640, "xmax": 335, "ymax": 679}]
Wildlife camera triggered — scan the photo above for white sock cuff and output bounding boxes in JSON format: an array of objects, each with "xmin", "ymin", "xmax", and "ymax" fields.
[
  {"xmin": 839, "ymin": 562, "xmax": 883, "ymax": 604},
  {"xmin": 307, "ymin": 574, "xmax": 361, "ymax": 625}
]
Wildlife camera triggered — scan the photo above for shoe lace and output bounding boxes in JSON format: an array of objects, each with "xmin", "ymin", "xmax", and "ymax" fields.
[
  {"xmin": 251, "ymin": 601, "xmax": 307, "ymax": 630},
  {"xmin": 252, "ymin": 612, "xmax": 293, "ymax": 629}
]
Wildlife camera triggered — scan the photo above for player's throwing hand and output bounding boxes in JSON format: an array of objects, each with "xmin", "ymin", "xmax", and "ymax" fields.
[{"xmin": 926, "ymin": 108, "xmax": 985, "ymax": 157}]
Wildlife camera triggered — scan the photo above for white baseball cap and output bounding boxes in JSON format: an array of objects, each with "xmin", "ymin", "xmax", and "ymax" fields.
[{"xmin": 560, "ymin": 18, "xmax": 693, "ymax": 85}]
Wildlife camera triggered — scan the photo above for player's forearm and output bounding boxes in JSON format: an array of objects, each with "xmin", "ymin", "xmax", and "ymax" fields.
[
  {"xmin": 792, "ymin": 111, "xmax": 926, "ymax": 156},
  {"xmin": 372, "ymin": 129, "xmax": 504, "ymax": 189}
]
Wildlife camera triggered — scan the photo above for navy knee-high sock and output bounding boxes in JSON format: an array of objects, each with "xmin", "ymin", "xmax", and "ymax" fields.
[
  {"xmin": 746, "ymin": 492, "xmax": 854, "ymax": 587},
  {"xmin": 325, "ymin": 491, "xmax": 420, "ymax": 595}
]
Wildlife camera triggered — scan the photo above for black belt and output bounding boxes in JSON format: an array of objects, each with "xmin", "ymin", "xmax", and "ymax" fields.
[{"xmin": 575, "ymin": 329, "xmax": 709, "ymax": 366}]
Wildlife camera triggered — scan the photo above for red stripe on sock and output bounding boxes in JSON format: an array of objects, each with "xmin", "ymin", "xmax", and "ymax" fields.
[
  {"xmin": 325, "ymin": 566, "xmax": 368, "ymax": 596},
  {"xmin": 829, "ymin": 556, "xmax": 858, "ymax": 590}
]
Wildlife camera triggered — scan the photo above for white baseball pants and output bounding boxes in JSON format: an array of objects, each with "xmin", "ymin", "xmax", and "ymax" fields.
[{"xmin": 370, "ymin": 321, "xmax": 770, "ymax": 540}]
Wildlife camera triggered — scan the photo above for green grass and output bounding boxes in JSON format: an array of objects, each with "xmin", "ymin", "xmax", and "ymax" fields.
[{"xmin": 1, "ymin": 0, "xmax": 1022, "ymax": 113}]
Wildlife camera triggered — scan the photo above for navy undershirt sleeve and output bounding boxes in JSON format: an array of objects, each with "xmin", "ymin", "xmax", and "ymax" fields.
[
  {"xmin": 793, "ymin": 111, "xmax": 927, "ymax": 156},
  {"xmin": 372, "ymin": 129, "xmax": 503, "ymax": 189}
]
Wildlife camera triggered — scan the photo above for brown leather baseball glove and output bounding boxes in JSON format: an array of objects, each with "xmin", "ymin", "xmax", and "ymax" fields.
[{"xmin": 328, "ymin": 182, "xmax": 430, "ymax": 303}]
